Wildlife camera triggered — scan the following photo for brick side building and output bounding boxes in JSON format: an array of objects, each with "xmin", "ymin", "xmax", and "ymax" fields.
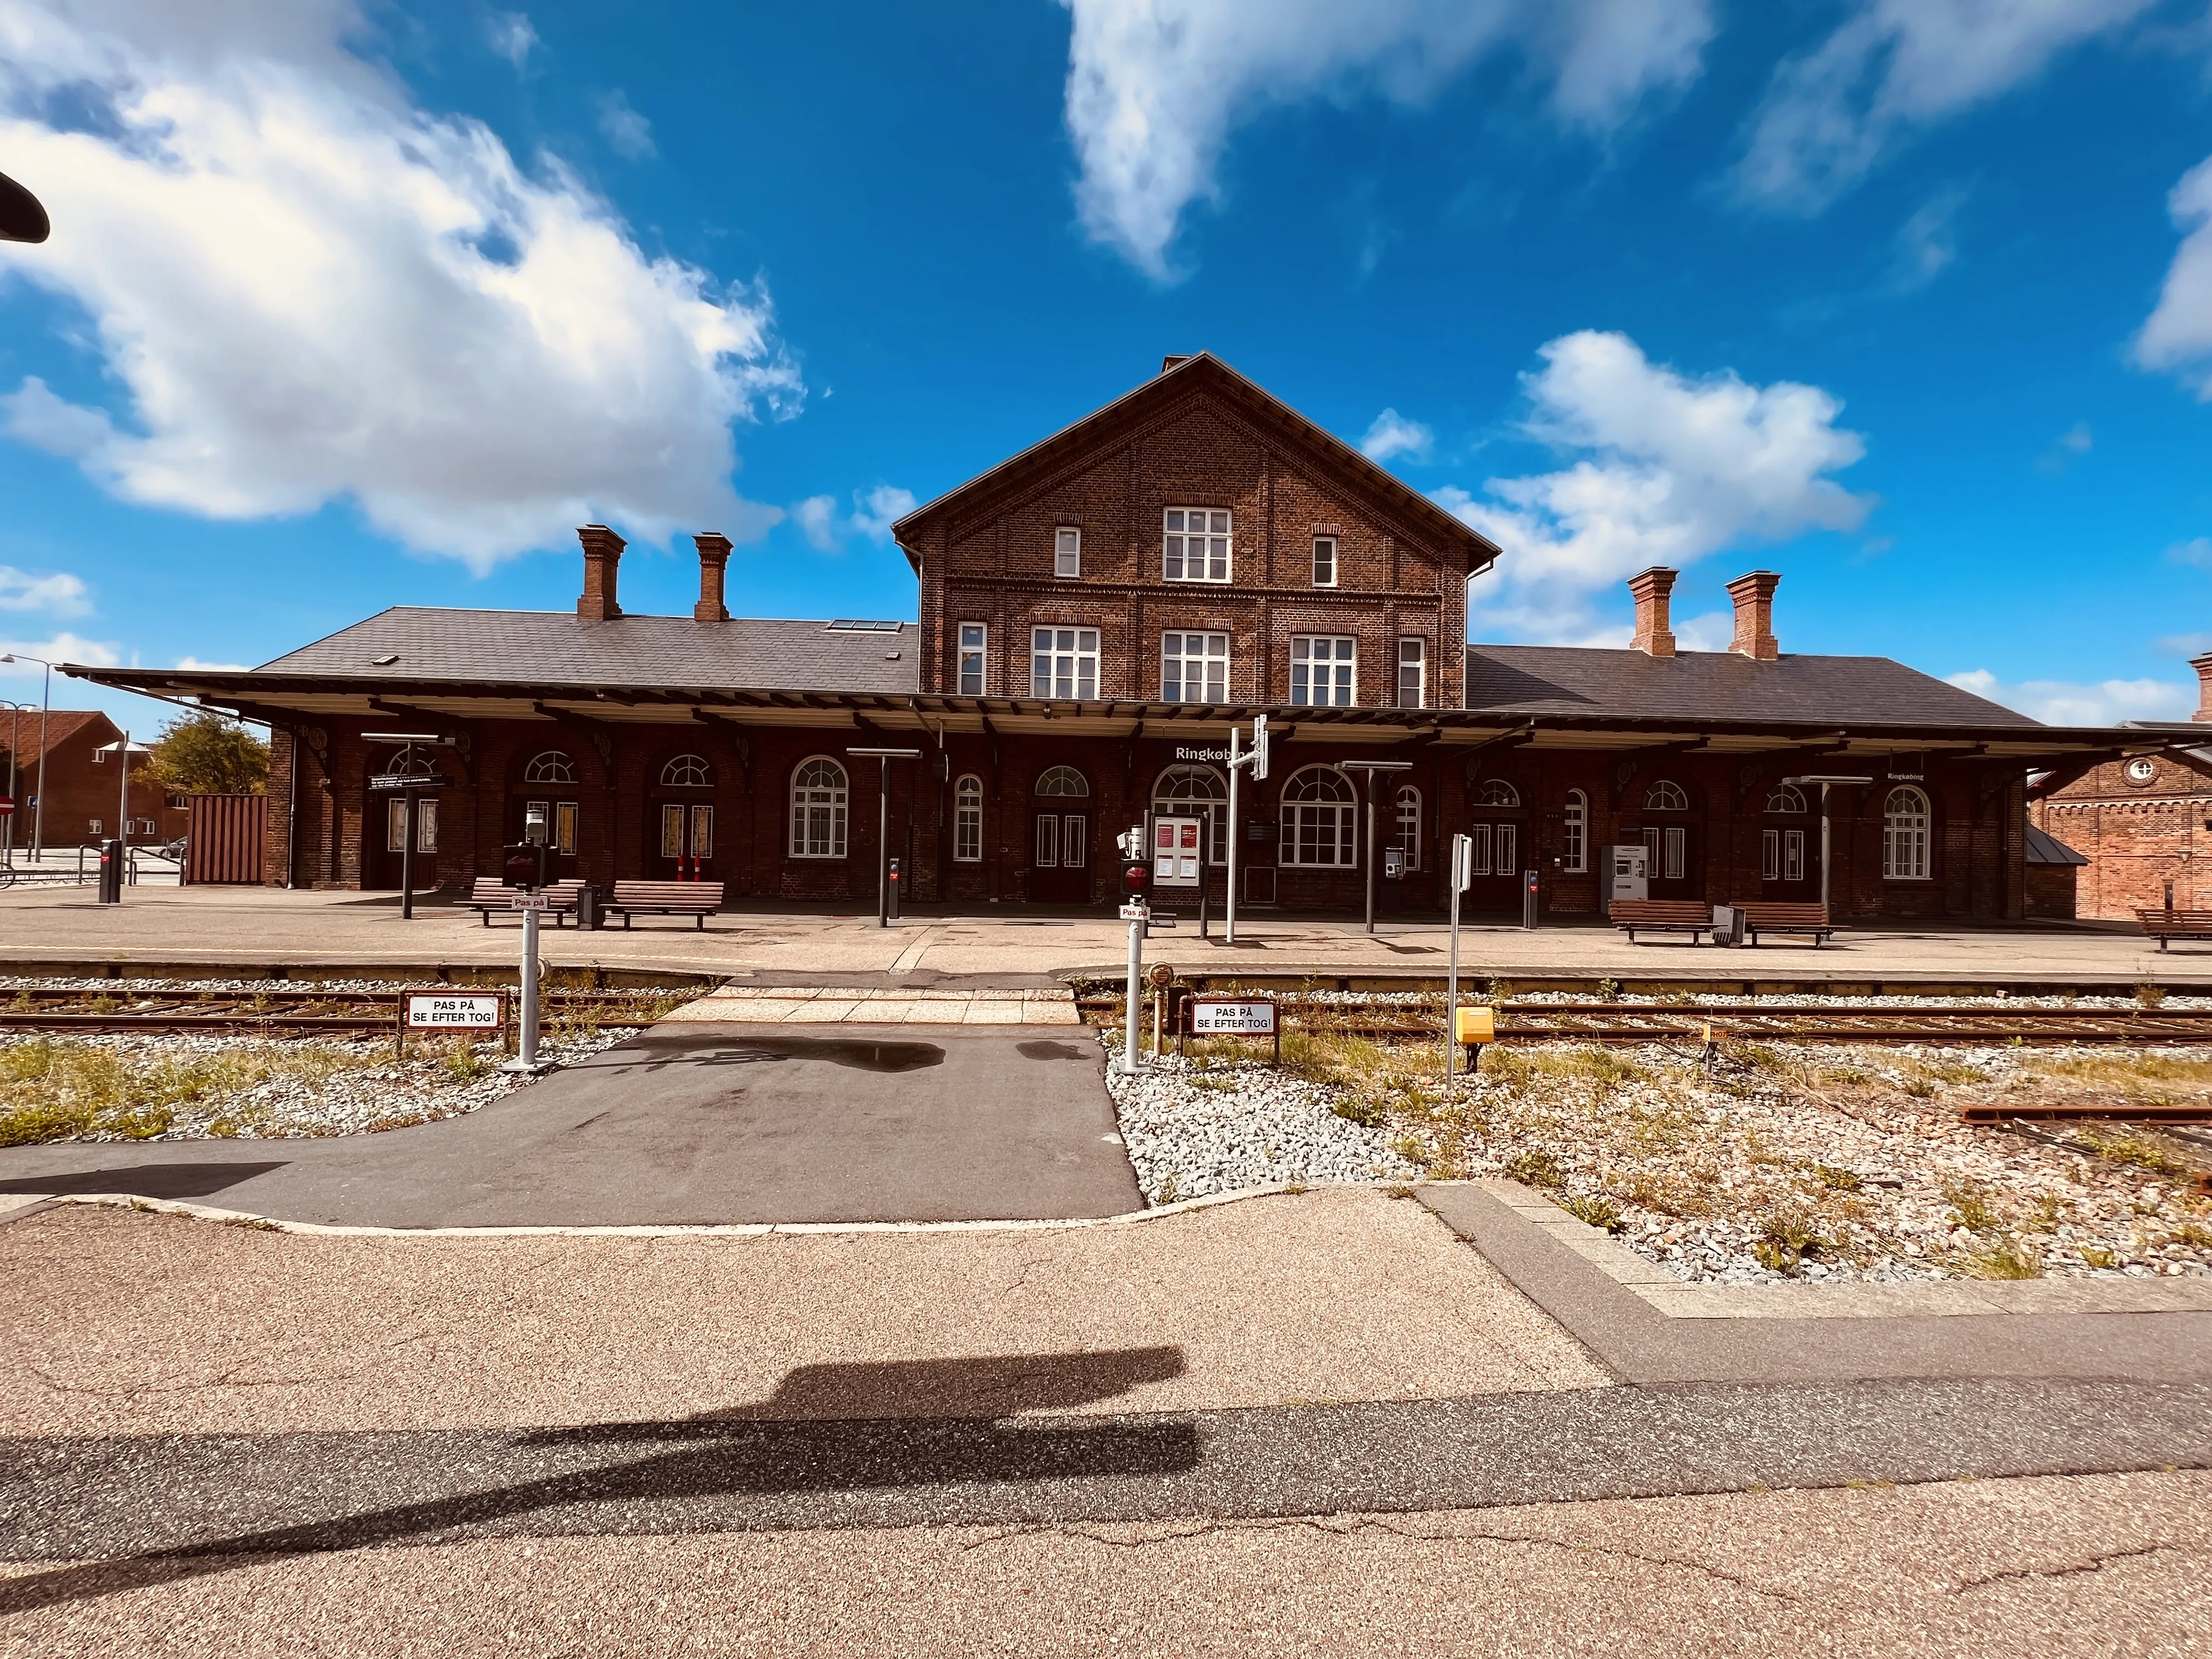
[
  {"xmin": 71, "ymin": 352, "xmax": 2191, "ymax": 919},
  {"xmin": 0, "ymin": 709, "xmax": 185, "ymax": 852},
  {"xmin": 2029, "ymin": 656, "xmax": 2212, "ymax": 920}
]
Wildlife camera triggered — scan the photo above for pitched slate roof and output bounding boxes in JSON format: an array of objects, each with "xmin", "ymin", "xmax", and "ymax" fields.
[
  {"xmin": 257, "ymin": 607, "xmax": 921, "ymax": 695},
  {"xmin": 1463, "ymin": 645, "xmax": 2040, "ymax": 729}
]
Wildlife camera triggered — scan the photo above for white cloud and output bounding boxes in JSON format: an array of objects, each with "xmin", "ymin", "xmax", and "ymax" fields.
[
  {"xmin": 1359, "ymin": 408, "xmax": 1434, "ymax": 464},
  {"xmin": 1734, "ymin": 0, "xmax": 2154, "ymax": 213},
  {"xmin": 2169, "ymin": 536, "xmax": 2212, "ymax": 568},
  {"xmin": 486, "ymin": 12, "xmax": 537, "ymax": 72},
  {"xmin": 174, "ymin": 655, "xmax": 249, "ymax": 671},
  {"xmin": 0, "ymin": 562, "xmax": 91, "ymax": 617},
  {"xmin": 1945, "ymin": 667, "xmax": 2194, "ymax": 726},
  {"xmin": 791, "ymin": 485, "xmax": 915, "ymax": 552},
  {"xmin": 0, "ymin": 630, "xmax": 121, "ymax": 673},
  {"xmin": 1059, "ymin": 0, "xmax": 1716, "ymax": 278},
  {"xmin": 1889, "ymin": 187, "xmax": 1965, "ymax": 289},
  {"xmin": 594, "ymin": 89, "xmax": 654, "ymax": 160},
  {"xmin": 0, "ymin": 0, "xmax": 799, "ymax": 572},
  {"xmin": 1441, "ymin": 331, "xmax": 1872, "ymax": 642},
  {"xmin": 2136, "ymin": 154, "xmax": 2212, "ymax": 397}
]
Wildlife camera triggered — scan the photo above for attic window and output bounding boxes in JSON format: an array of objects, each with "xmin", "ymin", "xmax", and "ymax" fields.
[
  {"xmin": 826, "ymin": 619, "xmax": 902, "ymax": 633},
  {"xmin": 371, "ymin": 654, "xmax": 399, "ymax": 665}
]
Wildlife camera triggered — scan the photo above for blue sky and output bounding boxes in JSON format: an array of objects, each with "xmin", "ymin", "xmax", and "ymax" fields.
[{"xmin": 3, "ymin": 0, "xmax": 2212, "ymax": 732}]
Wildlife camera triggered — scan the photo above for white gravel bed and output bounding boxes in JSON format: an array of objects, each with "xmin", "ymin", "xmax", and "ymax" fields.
[
  {"xmin": 0, "ymin": 1028, "xmax": 630, "ymax": 1142},
  {"xmin": 1099, "ymin": 1031, "xmax": 2212, "ymax": 1287},
  {"xmin": 1215, "ymin": 987, "xmax": 2212, "ymax": 1011}
]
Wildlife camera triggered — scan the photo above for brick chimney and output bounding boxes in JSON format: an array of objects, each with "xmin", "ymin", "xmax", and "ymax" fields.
[
  {"xmin": 2193, "ymin": 651, "xmax": 2212, "ymax": 723},
  {"xmin": 1725, "ymin": 570, "xmax": 1781, "ymax": 661},
  {"xmin": 1627, "ymin": 567, "xmax": 1677, "ymax": 657},
  {"xmin": 577, "ymin": 524, "xmax": 624, "ymax": 620},
  {"xmin": 1161, "ymin": 354, "xmax": 1194, "ymax": 374},
  {"xmin": 692, "ymin": 532, "xmax": 732, "ymax": 622}
]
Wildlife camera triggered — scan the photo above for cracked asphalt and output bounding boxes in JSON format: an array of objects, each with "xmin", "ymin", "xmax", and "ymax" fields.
[{"xmin": 5, "ymin": 1190, "xmax": 2210, "ymax": 1653}]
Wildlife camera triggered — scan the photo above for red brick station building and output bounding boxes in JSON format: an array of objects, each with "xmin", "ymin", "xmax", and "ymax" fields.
[{"xmin": 75, "ymin": 353, "xmax": 2193, "ymax": 922}]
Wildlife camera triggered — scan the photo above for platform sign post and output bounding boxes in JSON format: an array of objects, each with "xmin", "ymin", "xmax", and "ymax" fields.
[
  {"xmin": 1190, "ymin": 995, "xmax": 1280, "ymax": 1064},
  {"xmin": 1446, "ymin": 832, "xmax": 1472, "ymax": 1091},
  {"xmin": 501, "ymin": 804, "xmax": 554, "ymax": 1075},
  {"xmin": 1224, "ymin": 714, "xmax": 1267, "ymax": 946}
]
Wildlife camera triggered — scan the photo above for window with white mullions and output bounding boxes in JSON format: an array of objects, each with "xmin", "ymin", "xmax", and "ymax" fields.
[
  {"xmin": 1290, "ymin": 636, "xmax": 1356, "ymax": 707},
  {"xmin": 1562, "ymin": 789, "xmax": 1587, "ymax": 873},
  {"xmin": 1055, "ymin": 527, "xmax": 1082, "ymax": 578},
  {"xmin": 953, "ymin": 775, "xmax": 983, "ymax": 863},
  {"xmin": 789, "ymin": 757, "xmax": 849, "ymax": 859},
  {"xmin": 1164, "ymin": 508, "xmax": 1232, "ymax": 582},
  {"xmin": 1883, "ymin": 786, "xmax": 1930, "ymax": 880},
  {"xmin": 1279, "ymin": 765, "xmax": 1357, "ymax": 867},
  {"xmin": 1161, "ymin": 631, "xmax": 1229, "ymax": 702},
  {"xmin": 1030, "ymin": 627, "xmax": 1099, "ymax": 699},
  {"xmin": 1393, "ymin": 785, "xmax": 1421, "ymax": 870},
  {"xmin": 1311, "ymin": 536, "xmax": 1336, "ymax": 587},
  {"xmin": 1396, "ymin": 637, "xmax": 1425, "ymax": 708},
  {"xmin": 957, "ymin": 623, "xmax": 987, "ymax": 696}
]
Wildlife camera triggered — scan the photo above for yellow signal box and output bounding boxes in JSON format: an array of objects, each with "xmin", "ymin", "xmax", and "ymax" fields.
[{"xmin": 1455, "ymin": 1005, "xmax": 1496, "ymax": 1071}]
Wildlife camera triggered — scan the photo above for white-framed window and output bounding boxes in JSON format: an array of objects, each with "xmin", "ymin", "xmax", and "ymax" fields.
[
  {"xmin": 1161, "ymin": 631, "xmax": 1229, "ymax": 703},
  {"xmin": 523, "ymin": 751, "xmax": 576, "ymax": 785},
  {"xmin": 1397, "ymin": 637, "xmax": 1425, "ymax": 708},
  {"xmin": 957, "ymin": 623, "xmax": 987, "ymax": 696},
  {"xmin": 1035, "ymin": 765, "xmax": 1090, "ymax": 797},
  {"xmin": 1464, "ymin": 821, "xmax": 1518, "ymax": 877},
  {"xmin": 953, "ymin": 775, "xmax": 984, "ymax": 862},
  {"xmin": 1784, "ymin": 829, "xmax": 1805, "ymax": 882},
  {"xmin": 1644, "ymin": 779, "xmax": 1688, "ymax": 812},
  {"xmin": 1164, "ymin": 507, "xmax": 1232, "ymax": 583},
  {"xmin": 659, "ymin": 753, "xmax": 712, "ymax": 787},
  {"xmin": 1279, "ymin": 765, "xmax": 1357, "ymax": 867},
  {"xmin": 1154, "ymin": 764, "xmax": 1229, "ymax": 865},
  {"xmin": 1883, "ymin": 785, "xmax": 1931, "ymax": 880},
  {"xmin": 1640, "ymin": 825, "xmax": 1688, "ymax": 882},
  {"xmin": 790, "ymin": 757, "xmax": 849, "ymax": 859},
  {"xmin": 1055, "ymin": 527, "xmax": 1082, "ymax": 578},
  {"xmin": 1030, "ymin": 627, "xmax": 1100, "ymax": 699},
  {"xmin": 1311, "ymin": 536, "xmax": 1337, "ymax": 588},
  {"xmin": 386, "ymin": 798, "xmax": 436, "ymax": 853},
  {"xmin": 1765, "ymin": 783, "xmax": 1808, "ymax": 814},
  {"xmin": 382, "ymin": 747, "xmax": 435, "ymax": 781},
  {"xmin": 1393, "ymin": 785, "xmax": 1421, "ymax": 870},
  {"xmin": 1762, "ymin": 827, "xmax": 1780, "ymax": 882},
  {"xmin": 1472, "ymin": 778, "xmax": 1520, "ymax": 808},
  {"xmin": 1562, "ymin": 789, "xmax": 1587, "ymax": 873},
  {"xmin": 1290, "ymin": 636, "xmax": 1356, "ymax": 707}
]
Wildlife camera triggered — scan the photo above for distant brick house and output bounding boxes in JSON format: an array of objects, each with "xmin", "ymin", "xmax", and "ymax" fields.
[
  {"xmin": 0, "ymin": 709, "xmax": 187, "ymax": 850},
  {"xmin": 2030, "ymin": 659, "xmax": 2212, "ymax": 919}
]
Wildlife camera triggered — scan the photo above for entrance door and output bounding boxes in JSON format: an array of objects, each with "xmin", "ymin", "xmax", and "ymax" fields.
[
  {"xmin": 1760, "ymin": 822, "xmax": 1819, "ymax": 900},
  {"xmin": 516, "ymin": 798, "xmax": 581, "ymax": 882},
  {"xmin": 656, "ymin": 801, "xmax": 715, "ymax": 878},
  {"xmin": 1030, "ymin": 810, "xmax": 1090, "ymax": 904},
  {"xmin": 1465, "ymin": 819, "xmax": 1522, "ymax": 913},
  {"xmin": 371, "ymin": 794, "xmax": 438, "ymax": 891},
  {"xmin": 1638, "ymin": 824, "xmax": 1698, "ymax": 900}
]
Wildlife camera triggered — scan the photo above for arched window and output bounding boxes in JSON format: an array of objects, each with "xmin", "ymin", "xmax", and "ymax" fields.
[
  {"xmin": 1644, "ymin": 780, "xmax": 1688, "ymax": 812},
  {"xmin": 1562, "ymin": 789, "xmax": 1588, "ymax": 873},
  {"xmin": 790, "ymin": 757, "xmax": 849, "ymax": 859},
  {"xmin": 1034, "ymin": 765, "xmax": 1090, "ymax": 797},
  {"xmin": 953, "ymin": 775, "xmax": 984, "ymax": 864},
  {"xmin": 523, "ymin": 751, "xmax": 577, "ymax": 785},
  {"xmin": 1883, "ymin": 786, "xmax": 1931, "ymax": 881},
  {"xmin": 1279, "ymin": 766, "xmax": 1357, "ymax": 867},
  {"xmin": 1392, "ymin": 785, "xmax": 1422, "ymax": 871},
  {"xmin": 380, "ymin": 747, "xmax": 435, "ymax": 780},
  {"xmin": 1472, "ymin": 778, "xmax": 1520, "ymax": 808},
  {"xmin": 1154, "ymin": 764, "xmax": 1228, "ymax": 864},
  {"xmin": 659, "ymin": 753, "xmax": 713, "ymax": 788},
  {"xmin": 1764, "ymin": 783, "xmax": 1808, "ymax": 815}
]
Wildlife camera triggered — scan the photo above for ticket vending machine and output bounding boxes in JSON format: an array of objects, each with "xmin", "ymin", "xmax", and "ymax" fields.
[{"xmin": 1608, "ymin": 843, "xmax": 1649, "ymax": 904}]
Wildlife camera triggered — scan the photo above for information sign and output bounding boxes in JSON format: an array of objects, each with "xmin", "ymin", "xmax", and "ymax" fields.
[
  {"xmin": 1192, "ymin": 998, "xmax": 1277, "ymax": 1035},
  {"xmin": 1119, "ymin": 901, "xmax": 1150, "ymax": 921},
  {"xmin": 510, "ymin": 893, "xmax": 551, "ymax": 911},
  {"xmin": 1153, "ymin": 816, "xmax": 1202, "ymax": 887},
  {"xmin": 368, "ymin": 772, "xmax": 450, "ymax": 792},
  {"xmin": 403, "ymin": 991, "xmax": 505, "ymax": 1030}
]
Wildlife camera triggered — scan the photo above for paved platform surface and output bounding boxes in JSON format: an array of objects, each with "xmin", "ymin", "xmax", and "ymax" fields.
[
  {"xmin": 0, "ymin": 1025, "xmax": 1142, "ymax": 1227},
  {"xmin": 2, "ymin": 883, "xmax": 2200, "ymax": 988},
  {"xmin": 1, "ymin": 1197, "xmax": 2207, "ymax": 1654}
]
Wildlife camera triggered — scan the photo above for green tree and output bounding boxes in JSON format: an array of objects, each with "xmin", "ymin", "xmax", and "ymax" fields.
[{"xmin": 149, "ymin": 710, "xmax": 269, "ymax": 796}]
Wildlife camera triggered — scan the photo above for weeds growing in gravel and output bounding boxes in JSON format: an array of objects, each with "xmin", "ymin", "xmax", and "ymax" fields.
[{"xmin": 0, "ymin": 1039, "xmax": 380, "ymax": 1147}]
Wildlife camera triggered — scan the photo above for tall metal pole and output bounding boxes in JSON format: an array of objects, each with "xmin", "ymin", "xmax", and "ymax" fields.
[
  {"xmin": 517, "ymin": 906, "xmax": 541, "ymax": 1068},
  {"xmin": 400, "ymin": 788, "xmax": 417, "ymax": 919},
  {"xmin": 116, "ymin": 730, "xmax": 131, "ymax": 853},
  {"xmin": 1446, "ymin": 838, "xmax": 1463, "ymax": 1089},
  {"xmin": 877, "ymin": 754, "xmax": 891, "ymax": 928},
  {"xmin": 1819, "ymin": 782, "xmax": 1832, "ymax": 913},
  {"xmin": 2, "ymin": 703, "xmax": 18, "ymax": 865},
  {"xmin": 33, "ymin": 660, "xmax": 48, "ymax": 862},
  {"xmin": 1363, "ymin": 772, "xmax": 1378, "ymax": 935},
  {"xmin": 1226, "ymin": 726, "xmax": 1240, "ymax": 946},
  {"xmin": 1122, "ymin": 913, "xmax": 1143, "ymax": 1074}
]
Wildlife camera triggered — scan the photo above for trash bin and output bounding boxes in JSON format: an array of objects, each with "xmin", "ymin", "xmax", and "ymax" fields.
[
  {"xmin": 575, "ymin": 884, "xmax": 601, "ymax": 931},
  {"xmin": 1709, "ymin": 904, "xmax": 1746, "ymax": 947}
]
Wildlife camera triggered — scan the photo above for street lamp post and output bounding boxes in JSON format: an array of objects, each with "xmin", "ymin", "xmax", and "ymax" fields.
[
  {"xmin": 0, "ymin": 701, "xmax": 24, "ymax": 866},
  {"xmin": 849, "ymin": 747, "xmax": 923, "ymax": 928},
  {"xmin": 0, "ymin": 655, "xmax": 52, "ymax": 862},
  {"xmin": 1337, "ymin": 760, "xmax": 1414, "ymax": 935}
]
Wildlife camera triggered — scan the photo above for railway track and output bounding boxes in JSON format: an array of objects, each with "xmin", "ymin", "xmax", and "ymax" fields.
[
  {"xmin": 0, "ymin": 986, "xmax": 676, "ymax": 1037},
  {"xmin": 1076, "ymin": 997, "xmax": 2212, "ymax": 1047}
]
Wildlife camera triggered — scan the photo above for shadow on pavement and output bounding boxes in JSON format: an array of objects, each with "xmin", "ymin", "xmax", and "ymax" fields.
[
  {"xmin": 0, "ymin": 1347, "xmax": 1195, "ymax": 1616},
  {"xmin": 583, "ymin": 1034, "xmax": 948, "ymax": 1075},
  {"xmin": 0, "ymin": 1163, "xmax": 287, "ymax": 1200}
]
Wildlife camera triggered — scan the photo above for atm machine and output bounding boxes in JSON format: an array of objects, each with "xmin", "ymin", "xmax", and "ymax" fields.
[{"xmin": 1608, "ymin": 844, "xmax": 1649, "ymax": 904}]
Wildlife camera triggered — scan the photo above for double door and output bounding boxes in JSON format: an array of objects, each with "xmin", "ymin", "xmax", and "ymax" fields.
[
  {"xmin": 656, "ymin": 801, "xmax": 714, "ymax": 878},
  {"xmin": 1030, "ymin": 810, "xmax": 1089, "ymax": 904},
  {"xmin": 1464, "ymin": 819, "xmax": 1522, "ymax": 912}
]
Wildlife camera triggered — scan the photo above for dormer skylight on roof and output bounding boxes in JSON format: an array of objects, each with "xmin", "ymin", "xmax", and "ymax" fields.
[
  {"xmin": 371, "ymin": 654, "xmax": 399, "ymax": 665},
  {"xmin": 826, "ymin": 619, "xmax": 903, "ymax": 632}
]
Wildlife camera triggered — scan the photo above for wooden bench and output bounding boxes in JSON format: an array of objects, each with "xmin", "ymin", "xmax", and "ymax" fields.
[
  {"xmin": 606, "ymin": 879, "xmax": 725, "ymax": 930},
  {"xmin": 1609, "ymin": 900, "xmax": 1714, "ymax": 944},
  {"xmin": 2137, "ymin": 909, "xmax": 2212, "ymax": 951},
  {"xmin": 466, "ymin": 877, "xmax": 584, "ymax": 927},
  {"xmin": 1730, "ymin": 901, "xmax": 1836, "ymax": 947}
]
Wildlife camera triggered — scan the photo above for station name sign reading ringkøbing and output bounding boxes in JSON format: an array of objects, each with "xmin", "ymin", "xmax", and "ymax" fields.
[{"xmin": 1172, "ymin": 745, "xmax": 1229, "ymax": 764}]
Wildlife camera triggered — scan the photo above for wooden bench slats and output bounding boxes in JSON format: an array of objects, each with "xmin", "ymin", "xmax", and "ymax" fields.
[
  {"xmin": 2136, "ymin": 909, "xmax": 2212, "ymax": 950},
  {"xmin": 1610, "ymin": 900, "xmax": 1712, "ymax": 944},
  {"xmin": 1727, "ymin": 900, "xmax": 1836, "ymax": 947},
  {"xmin": 606, "ymin": 879, "xmax": 725, "ymax": 931}
]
